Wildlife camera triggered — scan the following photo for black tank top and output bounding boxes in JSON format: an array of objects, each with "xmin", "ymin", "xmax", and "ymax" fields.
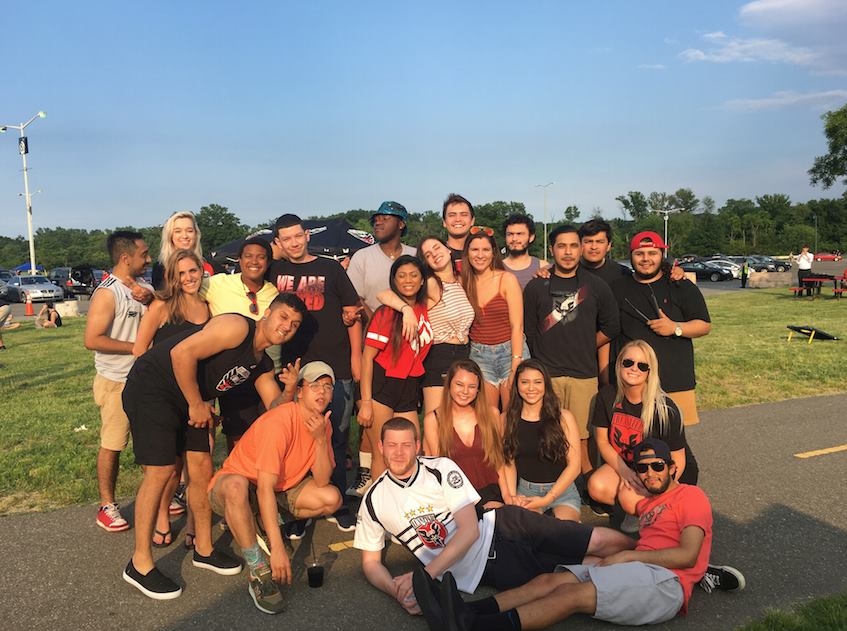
[
  {"xmin": 514, "ymin": 418, "xmax": 565, "ymax": 483},
  {"xmin": 134, "ymin": 315, "xmax": 273, "ymax": 401}
]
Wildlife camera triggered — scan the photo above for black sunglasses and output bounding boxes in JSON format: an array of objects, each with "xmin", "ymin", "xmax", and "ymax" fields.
[
  {"xmin": 246, "ymin": 290, "xmax": 259, "ymax": 315},
  {"xmin": 635, "ymin": 461, "xmax": 668, "ymax": 474},
  {"xmin": 622, "ymin": 358, "xmax": 650, "ymax": 372}
]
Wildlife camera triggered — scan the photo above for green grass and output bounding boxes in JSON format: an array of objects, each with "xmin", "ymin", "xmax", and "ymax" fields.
[
  {"xmin": 737, "ymin": 593, "xmax": 847, "ymax": 630},
  {"xmin": 2, "ymin": 288, "xmax": 846, "ymax": 513}
]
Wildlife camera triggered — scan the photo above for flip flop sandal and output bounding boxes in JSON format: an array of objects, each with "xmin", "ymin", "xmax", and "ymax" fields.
[
  {"xmin": 152, "ymin": 529, "xmax": 173, "ymax": 548},
  {"xmin": 184, "ymin": 533, "xmax": 195, "ymax": 550}
]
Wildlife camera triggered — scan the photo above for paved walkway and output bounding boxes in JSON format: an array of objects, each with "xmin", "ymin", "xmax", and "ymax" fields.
[{"xmin": 2, "ymin": 394, "xmax": 846, "ymax": 630}]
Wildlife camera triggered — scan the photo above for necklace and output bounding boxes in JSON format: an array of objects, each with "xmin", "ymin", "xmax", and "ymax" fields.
[{"xmin": 381, "ymin": 243, "xmax": 402, "ymax": 260}]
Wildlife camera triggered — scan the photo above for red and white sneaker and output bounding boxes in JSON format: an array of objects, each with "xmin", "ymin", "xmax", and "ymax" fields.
[{"xmin": 97, "ymin": 502, "xmax": 130, "ymax": 532}]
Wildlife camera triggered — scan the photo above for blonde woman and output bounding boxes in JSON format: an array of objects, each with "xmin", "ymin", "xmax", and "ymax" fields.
[
  {"xmin": 423, "ymin": 359, "xmax": 508, "ymax": 508},
  {"xmin": 152, "ymin": 211, "xmax": 214, "ymax": 289},
  {"xmin": 589, "ymin": 340, "xmax": 699, "ymax": 510}
]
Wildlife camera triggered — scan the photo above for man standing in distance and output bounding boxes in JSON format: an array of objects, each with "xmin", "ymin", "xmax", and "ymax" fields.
[
  {"xmin": 796, "ymin": 244, "xmax": 814, "ymax": 297},
  {"xmin": 268, "ymin": 214, "xmax": 363, "ymax": 531},
  {"xmin": 524, "ymin": 225, "xmax": 620, "ymax": 479},
  {"xmin": 613, "ymin": 231, "xmax": 711, "ymax": 425},
  {"xmin": 346, "ymin": 201, "xmax": 416, "ymax": 497},
  {"xmin": 84, "ymin": 231, "xmax": 152, "ymax": 532},
  {"xmin": 442, "ymin": 193, "xmax": 476, "ymax": 262},
  {"xmin": 502, "ymin": 213, "xmax": 542, "ymax": 290}
]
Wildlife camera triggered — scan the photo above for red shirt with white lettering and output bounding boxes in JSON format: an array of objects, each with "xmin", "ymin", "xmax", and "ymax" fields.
[{"xmin": 365, "ymin": 304, "xmax": 433, "ymax": 377}]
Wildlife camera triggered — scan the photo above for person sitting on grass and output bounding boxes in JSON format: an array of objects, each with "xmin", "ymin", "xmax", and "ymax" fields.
[
  {"xmin": 35, "ymin": 301, "xmax": 62, "ymax": 328},
  {"xmin": 415, "ymin": 438, "xmax": 745, "ymax": 631},
  {"xmin": 208, "ymin": 361, "xmax": 342, "ymax": 615}
]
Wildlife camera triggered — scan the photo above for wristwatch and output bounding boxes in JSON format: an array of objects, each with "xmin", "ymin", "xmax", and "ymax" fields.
[{"xmin": 674, "ymin": 325, "xmax": 683, "ymax": 337}]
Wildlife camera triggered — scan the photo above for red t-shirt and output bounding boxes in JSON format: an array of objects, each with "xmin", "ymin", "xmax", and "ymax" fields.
[
  {"xmin": 636, "ymin": 484, "xmax": 712, "ymax": 613},
  {"xmin": 365, "ymin": 304, "xmax": 433, "ymax": 377}
]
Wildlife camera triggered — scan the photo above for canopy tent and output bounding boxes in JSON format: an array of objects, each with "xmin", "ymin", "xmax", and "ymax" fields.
[
  {"xmin": 208, "ymin": 219, "xmax": 374, "ymax": 264},
  {"xmin": 13, "ymin": 262, "xmax": 45, "ymax": 273}
]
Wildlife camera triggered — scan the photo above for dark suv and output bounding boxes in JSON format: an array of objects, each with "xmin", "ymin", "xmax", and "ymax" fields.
[{"xmin": 48, "ymin": 266, "xmax": 101, "ymax": 298}]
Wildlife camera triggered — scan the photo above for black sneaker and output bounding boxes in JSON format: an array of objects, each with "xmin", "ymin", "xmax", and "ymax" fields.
[
  {"xmin": 327, "ymin": 509, "xmax": 357, "ymax": 532},
  {"xmin": 699, "ymin": 564, "xmax": 746, "ymax": 593},
  {"xmin": 589, "ymin": 501, "xmax": 611, "ymax": 518},
  {"xmin": 248, "ymin": 565, "xmax": 286, "ymax": 615},
  {"xmin": 283, "ymin": 518, "xmax": 312, "ymax": 541},
  {"xmin": 192, "ymin": 549, "xmax": 243, "ymax": 576},
  {"xmin": 122, "ymin": 559, "xmax": 182, "ymax": 600}
]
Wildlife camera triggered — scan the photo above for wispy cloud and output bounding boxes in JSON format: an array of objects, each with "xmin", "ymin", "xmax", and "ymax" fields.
[
  {"xmin": 740, "ymin": 0, "xmax": 847, "ymax": 30},
  {"xmin": 679, "ymin": 31, "xmax": 818, "ymax": 65},
  {"xmin": 722, "ymin": 89, "xmax": 847, "ymax": 111},
  {"xmin": 637, "ymin": 64, "xmax": 666, "ymax": 71}
]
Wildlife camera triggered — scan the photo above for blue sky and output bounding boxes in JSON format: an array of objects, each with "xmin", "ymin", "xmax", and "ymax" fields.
[{"xmin": 1, "ymin": 0, "xmax": 845, "ymax": 240}]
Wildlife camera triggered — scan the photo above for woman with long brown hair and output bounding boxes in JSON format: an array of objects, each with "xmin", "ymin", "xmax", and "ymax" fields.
[
  {"xmin": 503, "ymin": 359, "xmax": 582, "ymax": 521},
  {"xmin": 423, "ymin": 359, "xmax": 508, "ymax": 508}
]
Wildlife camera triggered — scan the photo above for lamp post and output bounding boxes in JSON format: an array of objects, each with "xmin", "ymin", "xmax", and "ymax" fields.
[
  {"xmin": 657, "ymin": 209, "xmax": 671, "ymax": 258},
  {"xmin": 1, "ymin": 111, "xmax": 47, "ymax": 275},
  {"xmin": 813, "ymin": 214, "xmax": 818, "ymax": 254},
  {"xmin": 535, "ymin": 182, "xmax": 554, "ymax": 260}
]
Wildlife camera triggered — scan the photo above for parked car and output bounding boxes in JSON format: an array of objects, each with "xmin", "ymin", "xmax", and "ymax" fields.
[
  {"xmin": 4, "ymin": 275, "xmax": 65, "ymax": 303},
  {"xmin": 707, "ymin": 259, "xmax": 741, "ymax": 279},
  {"xmin": 0, "ymin": 279, "xmax": 7, "ymax": 298},
  {"xmin": 814, "ymin": 251, "xmax": 842, "ymax": 262},
  {"xmin": 679, "ymin": 261, "xmax": 733, "ymax": 282},
  {"xmin": 677, "ymin": 254, "xmax": 700, "ymax": 264},
  {"xmin": 0, "ymin": 269, "xmax": 12, "ymax": 283},
  {"xmin": 48, "ymin": 266, "xmax": 101, "ymax": 298}
]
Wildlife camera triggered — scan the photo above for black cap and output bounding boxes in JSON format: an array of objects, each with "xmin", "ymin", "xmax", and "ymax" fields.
[{"xmin": 632, "ymin": 438, "xmax": 672, "ymax": 463}]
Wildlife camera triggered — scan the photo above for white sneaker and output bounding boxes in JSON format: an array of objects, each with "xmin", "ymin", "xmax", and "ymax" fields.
[{"xmin": 345, "ymin": 467, "xmax": 372, "ymax": 497}]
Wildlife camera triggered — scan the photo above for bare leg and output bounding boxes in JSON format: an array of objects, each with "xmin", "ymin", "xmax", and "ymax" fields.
[
  {"xmin": 580, "ymin": 439, "xmax": 592, "ymax": 475},
  {"xmin": 215, "ymin": 474, "xmax": 257, "ymax": 551},
  {"xmin": 515, "ymin": 580, "xmax": 598, "ymax": 630},
  {"xmin": 585, "ymin": 526, "xmax": 635, "ymax": 558},
  {"xmin": 97, "ymin": 447, "xmax": 121, "ymax": 504},
  {"xmin": 131, "ymin": 464, "xmax": 175, "ymax": 573},
  {"xmin": 422, "ymin": 386, "xmax": 443, "ymax": 417},
  {"xmin": 185, "ymin": 451, "xmax": 214, "ymax": 557},
  {"xmin": 154, "ymin": 466, "xmax": 180, "ymax": 543},
  {"xmin": 291, "ymin": 480, "xmax": 342, "ymax": 519},
  {"xmin": 586, "ymin": 463, "xmax": 620, "ymax": 505},
  {"xmin": 483, "ymin": 380, "xmax": 500, "ymax": 413},
  {"xmin": 367, "ymin": 400, "xmax": 397, "ymax": 480},
  {"xmin": 552, "ymin": 504, "xmax": 581, "ymax": 522},
  {"xmin": 495, "ymin": 572, "xmax": 581, "ymax": 612}
]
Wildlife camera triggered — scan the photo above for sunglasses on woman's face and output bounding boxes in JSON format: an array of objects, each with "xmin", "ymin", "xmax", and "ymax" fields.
[
  {"xmin": 621, "ymin": 358, "xmax": 650, "ymax": 372},
  {"xmin": 635, "ymin": 461, "xmax": 668, "ymax": 474},
  {"xmin": 246, "ymin": 290, "xmax": 259, "ymax": 315},
  {"xmin": 469, "ymin": 225, "xmax": 494, "ymax": 236}
]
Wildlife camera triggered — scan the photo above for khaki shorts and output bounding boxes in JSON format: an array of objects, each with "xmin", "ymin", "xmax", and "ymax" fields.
[
  {"xmin": 668, "ymin": 389, "xmax": 699, "ymax": 426},
  {"xmin": 93, "ymin": 374, "xmax": 130, "ymax": 451},
  {"xmin": 550, "ymin": 376, "xmax": 598, "ymax": 439},
  {"xmin": 209, "ymin": 473, "xmax": 312, "ymax": 520}
]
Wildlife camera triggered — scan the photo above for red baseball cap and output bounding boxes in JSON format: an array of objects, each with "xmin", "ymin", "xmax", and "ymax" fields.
[{"xmin": 629, "ymin": 231, "xmax": 668, "ymax": 252}]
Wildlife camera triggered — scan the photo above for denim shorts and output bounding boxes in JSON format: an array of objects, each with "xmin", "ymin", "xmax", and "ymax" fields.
[
  {"xmin": 469, "ymin": 339, "xmax": 530, "ymax": 385},
  {"xmin": 518, "ymin": 478, "xmax": 581, "ymax": 512}
]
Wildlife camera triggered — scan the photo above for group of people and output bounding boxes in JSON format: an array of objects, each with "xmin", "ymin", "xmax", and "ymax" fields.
[{"xmin": 82, "ymin": 196, "xmax": 743, "ymax": 625}]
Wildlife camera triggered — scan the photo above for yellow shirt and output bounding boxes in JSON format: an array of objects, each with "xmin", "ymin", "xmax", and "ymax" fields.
[{"xmin": 201, "ymin": 273, "xmax": 278, "ymax": 319}]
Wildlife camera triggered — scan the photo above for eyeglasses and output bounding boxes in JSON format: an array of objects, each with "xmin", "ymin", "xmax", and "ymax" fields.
[
  {"xmin": 246, "ymin": 290, "xmax": 259, "ymax": 315},
  {"xmin": 634, "ymin": 461, "xmax": 668, "ymax": 474},
  {"xmin": 621, "ymin": 358, "xmax": 650, "ymax": 372},
  {"xmin": 307, "ymin": 382, "xmax": 334, "ymax": 393},
  {"xmin": 469, "ymin": 226, "xmax": 495, "ymax": 236}
]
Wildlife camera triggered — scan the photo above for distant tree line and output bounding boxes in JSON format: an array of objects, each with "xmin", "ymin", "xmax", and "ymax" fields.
[{"xmin": 1, "ymin": 194, "xmax": 846, "ymax": 270}]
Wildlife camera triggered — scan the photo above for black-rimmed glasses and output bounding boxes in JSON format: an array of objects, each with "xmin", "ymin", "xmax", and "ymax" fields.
[
  {"xmin": 635, "ymin": 461, "xmax": 668, "ymax": 474},
  {"xmin": 621, "ymin": 358, "xmax": 650, "ymax": 372}
]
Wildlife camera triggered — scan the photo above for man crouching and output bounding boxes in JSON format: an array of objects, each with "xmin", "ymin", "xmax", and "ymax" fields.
[{"xmin": 208, "ymin": 361, "xmax": 342, "ymax": 614}]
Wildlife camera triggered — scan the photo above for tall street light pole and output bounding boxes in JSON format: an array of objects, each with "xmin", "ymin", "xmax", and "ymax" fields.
[
  {"xmin": 657, "ymin": 209, "xmax": 671, "ymax": 258},
  {"xmin": 535, "ymin": 182, "xmax": 554, "ymax": 260},
  {"xmin": 1, "ymin": 111, "xmax": 47, "ymax": 275}
]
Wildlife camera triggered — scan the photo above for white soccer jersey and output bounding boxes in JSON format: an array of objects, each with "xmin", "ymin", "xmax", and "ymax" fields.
[{"xmin": 354, "ymin": 456, "xmax": 496, "ymax": 594}]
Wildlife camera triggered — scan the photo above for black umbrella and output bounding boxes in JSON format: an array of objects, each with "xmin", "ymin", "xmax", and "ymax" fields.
[{"xmin": 209, "ymin": 218, "xmax": 374, "ymax": 263}]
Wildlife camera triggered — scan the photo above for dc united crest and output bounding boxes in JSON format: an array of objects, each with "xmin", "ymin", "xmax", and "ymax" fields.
[
  {"xmin": 412, "ymin": 514, "xmax": 448, "ymax": 549},
  {"xmin": 447, "ymin": 470, "xmax": 463, "ymax": 489}
]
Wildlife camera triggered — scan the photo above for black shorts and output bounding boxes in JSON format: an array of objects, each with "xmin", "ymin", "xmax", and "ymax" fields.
[
  {"xmin": 421, "ymin": 343, "xmax": 470, "ymax": 388},
  {"xmin": 482, "ymin": 505, "xmax": 593, "ymax": 590},
  {"xmin": 372, "ymin": 362, "xmax": 422, "ymax": 413},
  {"xmin": 122, "ymin": 365, "xmax": 211, "ymax": 466},
  {"xmin": 218, "ymin": 382, "xmax": 265, "ymax": 437}
]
